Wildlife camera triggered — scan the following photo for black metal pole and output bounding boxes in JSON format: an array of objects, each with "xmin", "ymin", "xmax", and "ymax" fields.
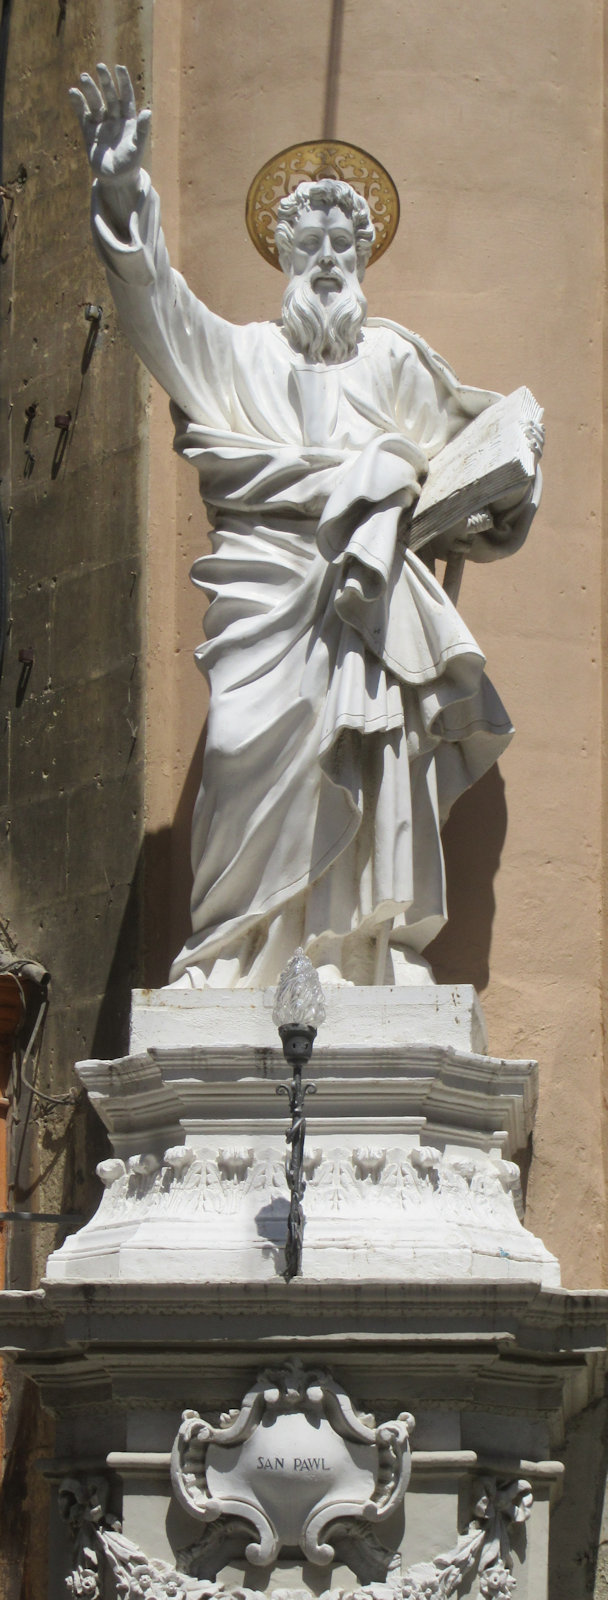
[{"xmin": 276, "ymin": 1024, "xmax": 317, "ymax": 1282}]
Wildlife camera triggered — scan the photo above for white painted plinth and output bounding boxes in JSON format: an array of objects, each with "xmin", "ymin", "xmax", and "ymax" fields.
[{"xmin": 130, "ymin": 984, "xmax": 488, "ymax": 1056}]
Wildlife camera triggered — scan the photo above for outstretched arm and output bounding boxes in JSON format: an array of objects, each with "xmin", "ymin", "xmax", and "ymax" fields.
[{"xmin": 70, "ymin": 65, "xmax": 232, "ymax": 426}]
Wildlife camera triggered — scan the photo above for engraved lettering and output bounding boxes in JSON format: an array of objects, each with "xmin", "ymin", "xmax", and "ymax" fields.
[{"xmin": 256, "ymin": 1454, "xmax": 332, "ymax": 1472}]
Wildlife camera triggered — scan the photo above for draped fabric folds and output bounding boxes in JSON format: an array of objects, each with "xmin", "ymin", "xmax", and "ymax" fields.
[{"xmin": 92, "ymin": 176, "xmax": 535, "ymax": 983}]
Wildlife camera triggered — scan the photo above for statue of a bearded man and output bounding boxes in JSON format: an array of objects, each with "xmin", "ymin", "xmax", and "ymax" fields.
[{"xmin": 71, "ymin": 66, "xmax": 543, "ymax": 989}]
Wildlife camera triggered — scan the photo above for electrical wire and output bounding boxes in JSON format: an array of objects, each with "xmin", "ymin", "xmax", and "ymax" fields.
[
  {"xmin": 9, "ymin": 976, "xmax": 75, "ymax": 1199},
  {"xmin": 17, "ymin": 990, "xmax": 76, "ymax": 1107}
]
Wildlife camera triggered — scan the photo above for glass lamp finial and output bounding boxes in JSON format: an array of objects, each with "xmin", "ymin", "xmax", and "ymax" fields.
[{"xmin": 272, "ymin": 949, "xmax": 327, "ymax": 1030}]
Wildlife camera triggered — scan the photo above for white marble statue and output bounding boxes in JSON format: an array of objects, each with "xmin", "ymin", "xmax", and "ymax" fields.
[{"xmin": 71, "ymin": 66, "xmax": 543, "ymax": 989}]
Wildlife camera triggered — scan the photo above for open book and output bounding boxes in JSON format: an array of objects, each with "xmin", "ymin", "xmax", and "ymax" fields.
[{"xmin": 410, "ymin": 386, "xmax": 543, "ymax": 550}]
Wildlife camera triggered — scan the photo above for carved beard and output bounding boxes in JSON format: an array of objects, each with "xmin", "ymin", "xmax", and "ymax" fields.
[{"xmin": 281, "ymin": 275, "xmax": 367, "ymax": 363}]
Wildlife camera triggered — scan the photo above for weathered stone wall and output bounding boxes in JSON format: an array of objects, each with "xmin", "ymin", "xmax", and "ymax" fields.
[
  {"xmin": 0, "ymin": 2, "xmax": 152, "ymax": 1594},
  {"xmin": 0, "ymin": 1, "xmax": 151, "ymax": 1236}
]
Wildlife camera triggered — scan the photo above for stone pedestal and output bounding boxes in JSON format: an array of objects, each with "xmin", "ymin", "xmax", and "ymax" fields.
[
  {"xmin": 46, "ymin": 986, "xmax": 555, "ymax": 1289},
  {"xmin": 0, "ymin": 987, "xmax": 605, "ymax": 1600}
]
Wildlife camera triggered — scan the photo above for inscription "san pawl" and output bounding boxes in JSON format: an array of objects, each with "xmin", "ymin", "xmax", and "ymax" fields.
[{"xmin": 256, "ymin": 1456, "xmax": 332, "ymax": 1472}]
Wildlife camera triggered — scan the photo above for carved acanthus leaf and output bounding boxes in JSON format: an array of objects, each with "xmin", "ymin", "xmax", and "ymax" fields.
[
  {"xmin": 329, "ymin": 1519, "xmax": 402, "ymax": 1586},
  {"xmin": 93, "ymin": 1141, "xmax": 525, "ymax": 1240}
]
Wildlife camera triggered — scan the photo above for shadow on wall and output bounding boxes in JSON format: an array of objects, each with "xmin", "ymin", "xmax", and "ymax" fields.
[
  {"xmin": 426, "ymin": 763, "xmax": 508, "ymax": 992},
  {"xmin": 548, "ymin": 1395, "xmax": 608, "ymax": 1597},
  {"xmin": 143, "ymin": 726, "xmax": 207, "ymax": 988},
  {"xmin": 85, "ymin": 727, "xmax": 205, "ymax": 1060}
]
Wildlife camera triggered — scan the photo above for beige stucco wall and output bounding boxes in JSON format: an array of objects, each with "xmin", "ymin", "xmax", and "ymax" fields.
[{"xmin": 143, "ymin": 0, "xmax": 606, "ymax": 1287}]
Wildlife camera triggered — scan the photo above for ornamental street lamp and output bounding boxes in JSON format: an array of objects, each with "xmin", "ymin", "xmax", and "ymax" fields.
[{"xmin": 273, "ymin": 950, "xmax": 326, "ymax": 1283}]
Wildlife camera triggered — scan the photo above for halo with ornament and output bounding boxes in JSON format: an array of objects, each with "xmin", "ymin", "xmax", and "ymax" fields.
[{"xmin": 246, "ymin": 139, "xmax": 400, "ymax": 270}]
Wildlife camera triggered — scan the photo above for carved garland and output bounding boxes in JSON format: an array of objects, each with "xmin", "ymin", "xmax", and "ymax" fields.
[{"xmin": 60, "ymin": 1472, "xmax": 531, "ymax": 1600}]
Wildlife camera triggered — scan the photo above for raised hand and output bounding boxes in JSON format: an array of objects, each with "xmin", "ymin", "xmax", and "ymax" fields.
[
  {"xmin": 69, "ymin": 63, "xmax": 150, "ymax": 189},
  {"xmin": 523, "ymin": 419, "xmax": 545, "ymax": 459}
]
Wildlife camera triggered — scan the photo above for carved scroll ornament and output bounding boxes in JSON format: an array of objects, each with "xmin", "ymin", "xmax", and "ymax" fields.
[{"xmin": 171, "ymin": 1361, "xmax": 414, "ymax": 1567}]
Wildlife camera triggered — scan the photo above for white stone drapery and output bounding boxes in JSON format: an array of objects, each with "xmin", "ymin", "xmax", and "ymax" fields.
[{"xmin": 93, "ymin": 176, "xmax": 538, "ymax": 984}]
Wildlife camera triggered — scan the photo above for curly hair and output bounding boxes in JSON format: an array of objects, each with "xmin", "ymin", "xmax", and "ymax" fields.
[{"xmin": 275, "ymin": 179, "xmax": 375, "ymax": 278}]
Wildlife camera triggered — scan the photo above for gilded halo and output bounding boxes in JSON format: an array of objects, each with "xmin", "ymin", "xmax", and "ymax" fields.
[{"xmin": 246, "ymin": 140, "xmax": 400, "ymax": 270}]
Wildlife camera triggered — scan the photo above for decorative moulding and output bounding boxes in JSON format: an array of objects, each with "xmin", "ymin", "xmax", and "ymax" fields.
[
  {"xmin": 2, "ymin": 1281, "xmax": 606, "ymax": 1459},
  {"xmin": 75, "ymin": 1040, "xmax": 538, "ymax": 1165},
  {"xmin": 4, "ymin": 1278, "xmax": 607, "ymax": 1342}
]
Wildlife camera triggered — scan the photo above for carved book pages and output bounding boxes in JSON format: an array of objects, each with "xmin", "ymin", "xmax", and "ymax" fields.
[{"xmin": 411, "ymin": 385, "xmax": 543, "ymax": 547}]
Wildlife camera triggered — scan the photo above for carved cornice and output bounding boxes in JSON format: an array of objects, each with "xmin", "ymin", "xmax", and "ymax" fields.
[
  {"xmin": 76, "ymin": 1041, "xmax": 538, "ymax": 1158},
  {"xmin": 3, "ymin": 1278, "xmax": 608, "ymax": 1336}
]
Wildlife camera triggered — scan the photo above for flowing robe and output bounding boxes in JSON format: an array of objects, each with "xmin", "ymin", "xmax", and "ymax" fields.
[{"xmin": 93, "ymin": 175, "xmax": 539, "ymax": 984}]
